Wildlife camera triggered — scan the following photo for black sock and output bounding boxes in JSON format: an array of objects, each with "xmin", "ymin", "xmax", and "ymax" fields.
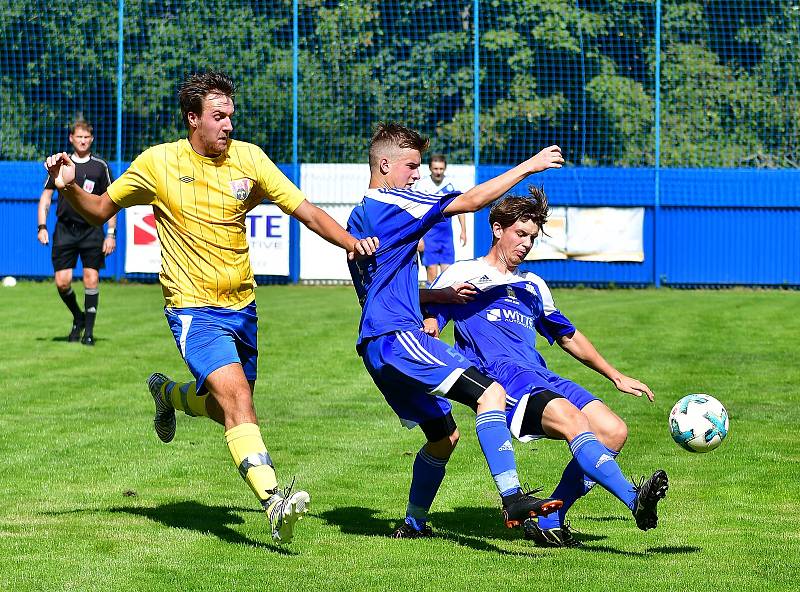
[
  {"xmin": 84, "ymin": 288, "xmax": 99, "ymax": 336},
  {"xmin": 58, "ymin": 287, "xmax": 83, "ymax": 322}
]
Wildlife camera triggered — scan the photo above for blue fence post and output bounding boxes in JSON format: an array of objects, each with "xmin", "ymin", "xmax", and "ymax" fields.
[
  {"xmin": 473, "ymin": 0, "xmax": 479, "ymax": 177},
  {"xmin": 472, "ymin": 0, "xmax": 489, "ymax": 254},
  {"xmin": 289, "ymin": 0, "xmax": 301, "ymax": 283},
  {"xmin": 114, "ymin": 0, "xmax": 125, "ymax": 280},
  {"xmin": 653, "ymin": 0, "xmax": 662, "ymax": 288}
]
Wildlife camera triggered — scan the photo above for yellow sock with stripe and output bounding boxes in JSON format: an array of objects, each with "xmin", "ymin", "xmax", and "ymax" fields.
[
  {"xmin": 162, "ymin": 381, "xmax": 209, "ymax": 418},
  {"xmin": 225, "ymin": 422, "xmax": 279, "ymax": 503}
]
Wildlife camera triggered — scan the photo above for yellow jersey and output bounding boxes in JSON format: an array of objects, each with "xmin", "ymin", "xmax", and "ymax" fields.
[{"xmin": 107, "ymin": 138, "xmax": 305, "ymax": 309}]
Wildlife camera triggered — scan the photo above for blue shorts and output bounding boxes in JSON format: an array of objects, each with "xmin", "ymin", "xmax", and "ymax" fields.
[
  {"xmin": 495, "ymin": 363, "xmax": 600, "ymax": 440},
  {"xmin": 421, "ymin": 233, "xmax": 455, "ymax": 267},
  {"xmin": 165, "ymin": 302, "xmax": 258, "ymax": 391},
  {"xmin": 361, "ymin": 330, "xmax": 473, "ymax": 428}
]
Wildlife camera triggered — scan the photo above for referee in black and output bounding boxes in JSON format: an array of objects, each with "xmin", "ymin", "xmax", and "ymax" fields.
[{"xmin": 37, "ymin": 118, "xmax": 117, "ymax": 345}]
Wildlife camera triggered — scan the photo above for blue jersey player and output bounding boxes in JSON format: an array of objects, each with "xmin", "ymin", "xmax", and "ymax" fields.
[
  {"xmin": 426, "ymin": 189, "xmax": 669, "ymax": 547},
  {"xmin": 347, "ymin": 122, "xmax": 565, "ymax": 538}
]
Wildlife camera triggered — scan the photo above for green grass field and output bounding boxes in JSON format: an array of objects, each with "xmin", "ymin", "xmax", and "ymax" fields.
[{"xmin": 0, "ymin": 282, "xmax": 797, "ymax": 591}]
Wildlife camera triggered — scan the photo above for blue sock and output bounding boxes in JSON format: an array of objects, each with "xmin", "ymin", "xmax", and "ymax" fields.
[
  {"xmin": 475, "ymin": 410, "xmax": 520, "ymax": 497},
  {"xmin": 569, "ymin": 432, "xmax": 635, "ymax": 510},
  {"xmin": 538, "ymin": 458, "xmax": 583, "ymax": 529},
  {"xmin": 406, "ymin": 446, "xmax": 448, "ymax": 527},
  {"xmin": 538, "ymin": 446, "xmax": 618, "ymax": 529}
]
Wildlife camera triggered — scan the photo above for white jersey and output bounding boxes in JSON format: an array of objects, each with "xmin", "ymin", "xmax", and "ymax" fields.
[{"xmin": 413, "ymin": 174, "xmax": 458, "ymax": 196}]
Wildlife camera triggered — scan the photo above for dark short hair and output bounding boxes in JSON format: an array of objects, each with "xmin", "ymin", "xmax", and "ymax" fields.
[
  {"xmin": 430, "ymin": 154, "xmax": 446, "ymax": 165},
  {"xmin": 69, "ymin": 118, "xmax": 93, "ymax": 135},
  {"xmin": 368, "ymin": 122, "xmax": 430, "ymax": 169},
  {"xmin": 178, "ymin": 71, "xmax": 236, "ymax": 129},
  {"xmin": 489, "ymin": 186, "xmax": 550, "ymax": 242}
]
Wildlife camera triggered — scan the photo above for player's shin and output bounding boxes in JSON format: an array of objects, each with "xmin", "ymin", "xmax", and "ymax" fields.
[
  {"xmin": 569, "ymin": 432, "xmax": 635, "ymax": 510},
  {"xmin": 83, "ymin": 288, "xmax": 98, "ymax": 337},
  {"xmin": 224, "ymin": 422, "xmax": 279, "ymax": 502},
  {"xmin": 538, "ymin": 456, "xmax": 600, "ymax": 529},
  {"xmin": 166, "ymin": 381, "xmax": 210, "ymax": 418},
  {"xmin": 476, "ymin": 410, "xmax": 521, "ymax": 497},
  {"xmin": 406, "ymin": 446, "xmax": 448, "ymax": 529}
]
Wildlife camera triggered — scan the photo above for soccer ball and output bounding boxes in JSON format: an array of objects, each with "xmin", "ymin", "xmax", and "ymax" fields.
[{"xmin": 669, "ymin": 394, "xmax": 729, "ymax": 453}]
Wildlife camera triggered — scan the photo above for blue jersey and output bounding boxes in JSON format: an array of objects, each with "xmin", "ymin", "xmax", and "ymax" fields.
[
  {"xmin": 347, "ymin": 188, "xmax": 459, "ymax": 349},
  {"xmin": 428, "ymin": 258, "xmax": 576, "ymax": 381}
]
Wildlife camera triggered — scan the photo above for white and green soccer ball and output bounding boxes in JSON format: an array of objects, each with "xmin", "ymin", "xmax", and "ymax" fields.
[{"xmin": 669, "ymin": 394, "xmax": 729, "ymax": 453}]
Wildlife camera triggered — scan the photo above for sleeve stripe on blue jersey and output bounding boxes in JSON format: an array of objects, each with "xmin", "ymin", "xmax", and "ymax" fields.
[
  {"xmin": 397, "ymin": 331, "xmax": 446, "ymax": 366},
  {"xmin": 382, "ymin": 188, "xmax": 441, "ymax": 204},
  {"xmin": 405, "ymin": 188, "xmax": 455, "ymax": 201}
]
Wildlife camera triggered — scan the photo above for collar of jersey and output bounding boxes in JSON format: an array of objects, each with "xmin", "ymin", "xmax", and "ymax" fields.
[
  {"xmin": 181, "ymin": 138, "xmax": 230, "ymax": 164},
  {"xmin": 471, "ymin": 257, "xmax": 531, "ymax": 291}
]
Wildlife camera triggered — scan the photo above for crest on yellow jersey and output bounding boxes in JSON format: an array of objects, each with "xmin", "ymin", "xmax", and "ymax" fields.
[{"xmin": 229, "ymin": 178, "xmax": 252, "ymax": 201}]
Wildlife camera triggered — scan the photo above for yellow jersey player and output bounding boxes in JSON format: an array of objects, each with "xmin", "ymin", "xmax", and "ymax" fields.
[{"xmin": 44, "ymin": 71, "xmax": 378, "ymax": 544}]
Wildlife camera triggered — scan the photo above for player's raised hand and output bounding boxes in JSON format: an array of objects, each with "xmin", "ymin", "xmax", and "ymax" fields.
[
  {"xmin": 614, "ymin": 374, "xmax": 654, "ymax": 402},
  {"xmin": 348, "ymin": 236, "xmax": 380, "ymax": 260},
  {"xmin": 529, "ymin": 145, "xmax": 564, "ymax": 173},
  {"xmin": 44, "ymin": 152, "xmax": 76, "ymax": 189}
]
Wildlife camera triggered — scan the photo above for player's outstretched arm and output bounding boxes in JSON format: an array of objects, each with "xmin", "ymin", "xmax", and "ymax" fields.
[
  {"xmin": 443, "ymin": 145, "xmax": 563, "ymax": 216},
  {"xmin": 292, "ymin": 200, "xmax": 378, "ymax": 260},
  {"xmin": 557, "ymin": 329, "xmax": 654, "ymax": 401},
  {"xmin": 44, "ymin": 152, "xmax": 120, "ymax": 225}
]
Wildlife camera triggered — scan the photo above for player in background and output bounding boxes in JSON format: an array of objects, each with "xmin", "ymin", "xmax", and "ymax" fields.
[
  {"xmin": 414, "ymin": 155, "xmax": 467, "ymax": 285},
  {"xmin": 347, "ymin": 122, "xmax": 565, "ymax": 538},
  {"xmin": 37, "ymin": 118, "xmax": 117, "ymax": 346},
  {"xmin": 44, "ymin": 71, "xmax": 378, "ymax": 544},
  {"xmin": 425, "ymin": 189, "xmax": 668, "ymax": 546}
]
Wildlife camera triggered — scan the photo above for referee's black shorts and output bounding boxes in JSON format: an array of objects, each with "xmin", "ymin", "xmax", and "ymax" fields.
[{"xmin": 51, "ymin": 219, "xmax": 106, "ymax": 272}]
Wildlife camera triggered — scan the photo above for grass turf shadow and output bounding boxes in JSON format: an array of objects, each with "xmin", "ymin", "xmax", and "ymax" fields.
[
  {"xmin": 106, "ymin": 501, "xmax": 294, "ymax": 554},
  {"xmin": 318, "ymin": 505, "xmax": 583, "ymax": 556}
]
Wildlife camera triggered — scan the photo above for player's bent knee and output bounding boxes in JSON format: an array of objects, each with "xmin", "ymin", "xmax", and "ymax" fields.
[
  {"xmin": 586, "ymin": 402, "xmax": 629, "ymax": 450},
  {"xmin": 599, "ymin": 417, "xmax": 628, "ymax": 450},
  {"xmin": 446, "ymin": 367, "xmax": 494, "ymax": 412},
  {"xmin": 419, "ymin": 412, "xmax": 458, "ymax": 443},
  {"xmin": 476, "ymin": 382, "xmax": 506, "ymax": 410}
]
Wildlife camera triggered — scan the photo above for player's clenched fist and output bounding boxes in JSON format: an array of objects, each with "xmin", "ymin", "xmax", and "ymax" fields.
[
  {"xmin": 44, "ymin": 152, "xmax": 76, "ymax": 189},
  {"xmin": 529, "ymin": 145, "xmax": 564, "ymax": 173},
  {"xmin": 348, "ymin": 236, "xmax": 380, "ymax": 260}
]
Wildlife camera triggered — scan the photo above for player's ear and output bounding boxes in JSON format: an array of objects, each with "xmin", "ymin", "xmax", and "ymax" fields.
[
  {"xmin": 187, "ymin": 111, "xmax": 199, "ymax": 129},
  {"xmin": 492, "ymin": 222, "xmax": 503, "ymax": 240},
  {"xmin": 380, "ymin": 157, "xmax": 390, "ymax": 175}
]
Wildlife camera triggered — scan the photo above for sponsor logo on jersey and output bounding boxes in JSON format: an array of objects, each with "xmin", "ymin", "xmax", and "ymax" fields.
[
  {"xmin": 486, "ymin": 307, "xmax": 535, "ymax": 330},
  {"xmin": 179, "ymin": 176, "xmax": 194, "ymax": 183},
  {"xmin": 229, "ymin": 178, "xmax": 252, "ymax": 201},
  {"xmin": 82, "ymin": 179, "xmax": 95, "ymax": 193},
  {"xmin": 473, "ymin": 274, "xmax": 492, "ymax": 286}
]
